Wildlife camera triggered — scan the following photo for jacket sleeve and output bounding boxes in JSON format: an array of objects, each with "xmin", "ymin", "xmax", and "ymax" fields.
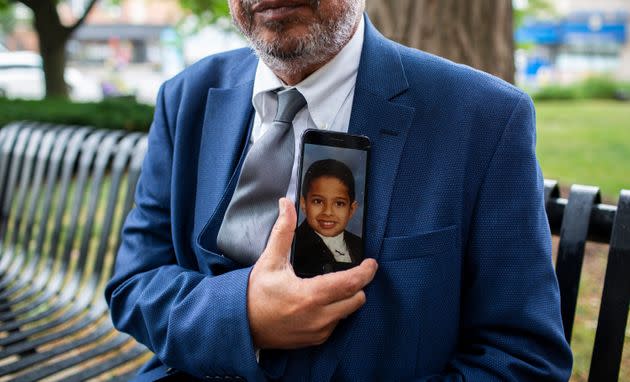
[
  {"xmin": 104, "ymin": 83, "xmax": 263, "ymax": 380},
  {"xmin": 421, "ymin": 94, "xmax": 572, "ymax": 381}
]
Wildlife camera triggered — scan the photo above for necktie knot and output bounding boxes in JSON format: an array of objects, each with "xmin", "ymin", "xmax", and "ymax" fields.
[{"xmin": 274, "ymin": 88, "xmax": 307, "ymax": 124}]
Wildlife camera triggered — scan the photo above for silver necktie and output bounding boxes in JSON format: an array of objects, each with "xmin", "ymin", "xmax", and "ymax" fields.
[{"xmin": 217, "ymin": 88, "xmax": 307, "ymax": 265}]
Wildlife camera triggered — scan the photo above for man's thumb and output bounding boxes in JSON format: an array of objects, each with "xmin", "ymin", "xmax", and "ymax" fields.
[{"xmin": 262, "ymin": 198, "xmax": 297, "ymax": 267}]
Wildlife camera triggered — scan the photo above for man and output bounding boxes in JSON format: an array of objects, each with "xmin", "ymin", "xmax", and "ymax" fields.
[{"xmin": 106, "ymin": 0, "xmax": 573, "ymax": 380}]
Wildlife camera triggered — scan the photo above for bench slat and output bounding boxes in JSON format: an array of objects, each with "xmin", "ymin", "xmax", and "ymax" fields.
[
  {"xmin": 0, "ymin": 128, "xmax": 74, "ymax": 305},
  {"xmin": 0, "ymin": 124, "xmax": 149, "ymax": 380},
  {"xmin": 555, "ymin": 185, "xmax": 600, "ymax": 343},
  {"xmin": 0, "ymin": 129, "xmax": 104, "ymax": 331},
  {"xmin": 589, "ymin": 189, "xmax": 630, "ymax": 382}
]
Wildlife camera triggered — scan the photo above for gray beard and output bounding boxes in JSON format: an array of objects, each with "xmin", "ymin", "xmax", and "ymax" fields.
[{"xmin": 232, "ymin": 1, "xmax": 362, "ymax": 77}]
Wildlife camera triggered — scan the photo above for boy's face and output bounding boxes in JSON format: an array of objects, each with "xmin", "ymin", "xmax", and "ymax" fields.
[{"xmin": 300, "ymin": 176, "xmax": 358, "ymax": 237}]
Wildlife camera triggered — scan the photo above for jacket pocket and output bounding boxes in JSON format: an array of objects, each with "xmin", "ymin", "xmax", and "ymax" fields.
[
  {"xmin": 380, "ymin": 224, "xmax": 459, "ymax": 262},
  {"xmin": 343, "ymin": 224, "xmax": 461, "ymax": 378}
]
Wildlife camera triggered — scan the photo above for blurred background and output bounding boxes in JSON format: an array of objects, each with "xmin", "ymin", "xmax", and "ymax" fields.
[
  {"xmin": 1, "ymin": 0, "xmax": 628, "ymax": 199},
  {"xmin": 0, "ymin": 1, "xmax": 628, "ymax": 380},
  {"xmin": 0, "ymin": 0, "xmax": 245, "ymax": 103}
]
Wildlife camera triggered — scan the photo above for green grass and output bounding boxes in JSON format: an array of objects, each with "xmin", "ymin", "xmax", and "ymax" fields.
[
  {"xmin": 538, "ymin": 100, "xmax": 630, "ymax": 380},
  {"xmin": 535, "ymin": 100, "xmax": 630, "ymax": 201}
]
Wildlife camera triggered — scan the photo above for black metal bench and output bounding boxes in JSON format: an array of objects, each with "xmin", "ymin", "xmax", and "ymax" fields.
[
  {"xmin": 0, "ymin": 122, "xmax": 149, "ymax": 381},
  {"xmin": 545, "ymin": 180, "xmax": 629, "ymax": 381},
  {"xmin": 0, "ymin": 123, "xmax": 628, "ymax": 381}
]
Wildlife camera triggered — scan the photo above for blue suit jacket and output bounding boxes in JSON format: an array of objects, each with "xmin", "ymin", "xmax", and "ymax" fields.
[{"xmin": 106, "ymin": 16, "xmax": 572, "ymax": 381}]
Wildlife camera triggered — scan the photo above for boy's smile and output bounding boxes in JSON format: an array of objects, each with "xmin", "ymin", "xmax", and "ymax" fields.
[{"xmin": 300, "ymin": 176, "xmax": 358, "ymax": 237}]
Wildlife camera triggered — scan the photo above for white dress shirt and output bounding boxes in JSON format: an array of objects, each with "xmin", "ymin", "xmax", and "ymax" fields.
[{"xmin": 250, "ymin": 18, "xmax": 365, "ymax": 203}]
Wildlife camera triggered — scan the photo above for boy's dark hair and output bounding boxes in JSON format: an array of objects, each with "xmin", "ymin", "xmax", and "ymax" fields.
[{"xmin": 301, "ymin": 159, "xmax": 355, "ymax": 201}]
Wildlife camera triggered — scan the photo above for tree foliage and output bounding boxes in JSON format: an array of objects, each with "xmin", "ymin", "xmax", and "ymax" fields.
[{"xmin": 179, "ymin": 0, "xmax": 229, "ymax": 24}]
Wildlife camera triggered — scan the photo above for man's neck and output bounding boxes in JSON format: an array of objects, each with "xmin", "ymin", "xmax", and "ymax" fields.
[{"xmin": 272, "ymin": 18, "xmax": 362, "ymax": 86}]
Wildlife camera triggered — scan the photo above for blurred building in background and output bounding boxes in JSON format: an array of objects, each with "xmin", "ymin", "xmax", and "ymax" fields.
[
  {"xmin": 70, "ymin": 0, "xmax": 245, "ymax": 102},
  {"xmin": 1, "ymin": 0, "xmax": 245, "ymax": 103},
  {"xmin": 516, "ymin": 0, "xmax": 630, "ymax": 86},
  {"xmin": 63, "ymin": 0, "xmax": 184, "ymax": 102},
  {"xmin": 67, "ymin": 0, "xmax": 182, "ymax": 69}
]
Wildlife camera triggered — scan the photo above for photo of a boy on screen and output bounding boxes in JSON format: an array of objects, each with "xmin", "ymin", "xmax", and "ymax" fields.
[{"xmin": 294, "ymin": 159, "xmax": 363, "ymax": 275}]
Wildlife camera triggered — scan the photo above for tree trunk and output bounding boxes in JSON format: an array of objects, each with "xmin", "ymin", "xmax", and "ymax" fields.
[
  {"xmin": 366, "ymin": 0, "xmax": 515, "ymax": 84},
  {"xmin": 31, "ymin": 1, "xmax": 71, "ymax": 99}
]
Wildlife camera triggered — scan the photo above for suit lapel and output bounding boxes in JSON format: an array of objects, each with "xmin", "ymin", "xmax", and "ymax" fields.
[
  {"xmin": 348, "ymin": 91, "xmax": 414, "ymax": 263},
  {"xmin": 348, "ymin": 21, "xmax": 414, "ymax": 264},
  {"xmin": 310, "ymin": 15, "xmax": 416, "ymax": 381},
  {"xmin": 195, "ymin": 58, "xmax": 257, "ymax": 255}
]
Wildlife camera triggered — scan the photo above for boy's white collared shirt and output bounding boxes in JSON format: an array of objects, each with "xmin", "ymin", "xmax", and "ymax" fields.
[
  {"xmin": 316, "ymin": 231, "xmax": 352, "ymax": 263},
  {"xmin": 250, "ymin": 17, "xmax": 365, "ymax": 203}
]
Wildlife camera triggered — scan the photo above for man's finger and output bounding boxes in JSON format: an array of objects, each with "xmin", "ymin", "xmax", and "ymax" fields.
[
  {"xmin": 322, "ymin": 290, "xmax": 368, "ymax": 322},
  {"xmin": 307, "ymin": 259, "xmax": 378, "ymax": 304},
  {"xmin": 261, "ymin": 198, "xmax": 297, "ymax": 268}
]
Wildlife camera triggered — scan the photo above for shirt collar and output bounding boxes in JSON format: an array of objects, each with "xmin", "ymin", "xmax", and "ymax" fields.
[
  {"xmin": 252, "ymin": 59, "xmax": 284, "ymax": 117},
  {"xmin": 252, "ymin": 17, "xmax": 365, "ymax": 128},
  {"xmin": 316, "ymin": 230, "xmax": 348, "ymax": 252}
]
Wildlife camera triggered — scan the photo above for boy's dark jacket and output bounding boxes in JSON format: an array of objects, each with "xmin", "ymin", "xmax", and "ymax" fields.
[
  {"xmin": 105, "ymin": 14, "xmax": 572, "ymax": 382},
  {"xmin": 293, "ymin": 221, "xmax": 363, "ymax": 275}
]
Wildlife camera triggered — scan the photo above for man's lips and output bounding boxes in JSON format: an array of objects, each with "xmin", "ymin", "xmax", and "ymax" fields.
[{"xmin": 251, "ymin": 0, "xmax": 310, "ymax": 13}]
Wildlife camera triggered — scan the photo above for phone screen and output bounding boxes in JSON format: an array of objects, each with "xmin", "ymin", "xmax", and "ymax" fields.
[{"xmin": 292, "ymin": 130, "xmax": 370, "ymax": 277}]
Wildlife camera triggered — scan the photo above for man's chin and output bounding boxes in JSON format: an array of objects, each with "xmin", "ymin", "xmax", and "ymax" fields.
[
  {"xmin": 255, "ymin": 24, "xmax": 311, "ymax": 44},
  {"xmin": 254, "ymin": 38, "xmax": 309, "ymax": 61}
]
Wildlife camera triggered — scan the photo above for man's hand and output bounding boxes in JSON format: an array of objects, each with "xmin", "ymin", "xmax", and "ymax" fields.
[{"xmin": 247, "ymin": 198, "xmax": 378, "ymax": 349}]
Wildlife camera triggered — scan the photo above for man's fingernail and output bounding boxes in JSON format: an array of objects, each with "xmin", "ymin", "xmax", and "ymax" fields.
[{"xmin": 279, "ymin": 198, "xmax": 286, "ymax": 215}]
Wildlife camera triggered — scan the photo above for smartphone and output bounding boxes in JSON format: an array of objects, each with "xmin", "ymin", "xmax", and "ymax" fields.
[{"xmin": 291, "ymin": 129, "xmax": 371, "ymax": 278}]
